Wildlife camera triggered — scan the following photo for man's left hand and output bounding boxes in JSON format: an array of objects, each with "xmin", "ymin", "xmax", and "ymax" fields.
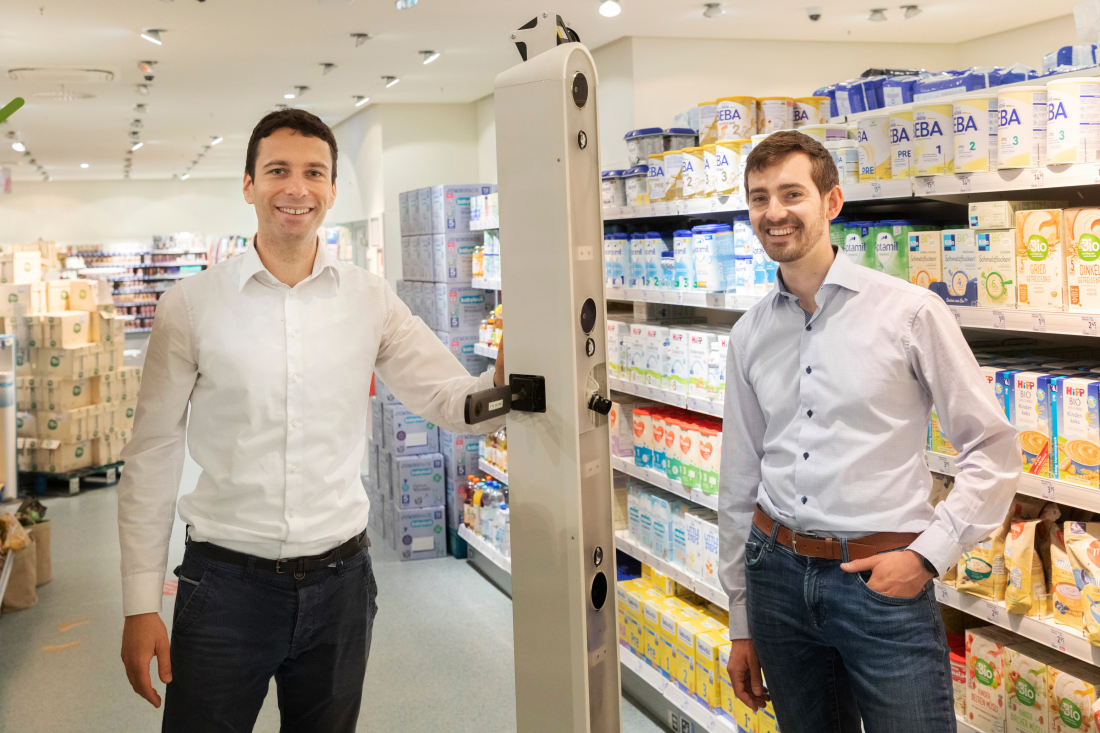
[
  {"xmin": 494, "ymin": 336, "xmax": 505, "ymax": 388},
  {"xmin": 841, "ymin": 550, "xmax": 934, "ymax": 598}
]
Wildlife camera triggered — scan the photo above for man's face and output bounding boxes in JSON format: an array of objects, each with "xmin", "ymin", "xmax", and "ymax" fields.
[
  {"xmin": 243, "ymin": 127, "xmax": 336, "ymax": 242},
  {"xmin": 746, "ymin": 153, "xmax": 834, "ymax": 264}
]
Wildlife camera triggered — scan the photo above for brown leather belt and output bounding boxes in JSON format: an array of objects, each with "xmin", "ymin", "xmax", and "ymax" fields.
[{"xmin": 752, "ymin": 507, "xmax": 919, "ymax": 562}]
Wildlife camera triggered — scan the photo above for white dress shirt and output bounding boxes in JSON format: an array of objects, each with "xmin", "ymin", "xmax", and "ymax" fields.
[
  {"xmin": 718, "ymin": 248, "xmax": 1020, "ymax": 639},
  {"xmin": 118, "ymin": 242, "xmax": 502, "ymax": 616}
]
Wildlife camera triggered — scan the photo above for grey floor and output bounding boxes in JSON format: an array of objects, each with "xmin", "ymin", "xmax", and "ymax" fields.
[{"xmin": 0, "ymin": 456, "xmax": 665, "ymax": 732}]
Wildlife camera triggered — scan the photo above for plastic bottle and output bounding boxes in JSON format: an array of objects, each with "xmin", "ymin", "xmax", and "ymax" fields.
[
  {"xmin": 497, "ymin": 504, "xmax": 510, "ymax": 556},
  {"xmin": 499, "ymin": 428, "xmax": 508, "ymax": 473}
]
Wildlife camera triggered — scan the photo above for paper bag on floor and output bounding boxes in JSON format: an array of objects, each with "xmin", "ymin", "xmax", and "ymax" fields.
[
  {"xmin": 1, "ymin": 536, "xmax": 37, "ymax": 612},
  {"xmin": 30, "ymin": 520, "xmax": 50, "ymax": 586}
]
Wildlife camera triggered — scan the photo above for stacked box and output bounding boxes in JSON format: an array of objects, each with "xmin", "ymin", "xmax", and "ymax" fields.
[
  {"xmin": 390, "ymin": 453, "xmax": 446, "ymax": 509},
  {"xmin": 392, "ymin": 505, "xmax": 447, "ymax": 561}
]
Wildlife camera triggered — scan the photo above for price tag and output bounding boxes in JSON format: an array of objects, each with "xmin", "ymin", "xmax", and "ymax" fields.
[
  {"xmin": 871, "ymin": 181, "xmax": 883, "ymax": 199},
  {"xmin": 1032, "ymin": 312, "xmax": 1047, "ymax": 333},
  {"xmin": 1040, "ymin": 480, "xmax": 1056, "ymax": 502},
  {"xmin": 984, "ymin": 601, "xmax": 1002, "ymax": 625},
  {"xmin": 950, "ymin": 307, "xmax": 962, "ymax": 328},
  {"xmin": 929, "ymin": 453, "xmax": 954, "ymax": 474},
  {"xmin": 625, "ymin": 652, "xmax": 644, "ymax": 674},
  {"xmin": 1084, "ymin": 315, "xmax": 1098, "ymax": 337},
  {"xmin": 992, "ymin": 310, "xmax": 1007, "ymax": 330},
  {"xmin": 1051, "ymin": 627, "xmax": 1068, "ymax": 652},
  {"xmin": 706, "ymin": 293, "xmax": 723, "ymax": 308},
  {"xmin": 922, "ymin": 177, "xmax": 936, "ymax": 195},
  {"xmin": 709, "ymin": 198, "xmax": 720, "ymax": 212},
  {"xmin": 664, "ymin": 684, "xmax": 688, "ymax": 710},
  {"xmin": 958, "ymin": 174, "xmax": 972, "ymax": 193},
  {"xmin": 935, "ymin": 583, "xmax": 950, "ymax": 604},
  {"xmin": 1031, "ymin": 168, "xmax": 1045, "ymax": 188}
]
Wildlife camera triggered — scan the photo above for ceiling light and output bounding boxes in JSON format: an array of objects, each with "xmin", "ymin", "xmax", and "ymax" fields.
[
  {"xmin": 136, "ymin": 84, "xmax": 150, "ymax": 95},
  {"xmin": 599, "ymin": 0, "xmax": 622, "ymax": 17},
  {"xmin": 134, "ymin": 104, "xmax": 147, "ymax": 113},
  {"xmin": 80, "ymin": 163, "xmax": 89, "ymax": 169},
  {"xmin": 181, "ymin": 173, "xmax": 189, "ymax": 180},
  {"xmin": 211, "ymin": 136, "xmax": 223, "ymax": 145},
  {"xmin": 868, "ymin": 8, "xmax": 887, "ymax": 21},
  {"xmin": 131, "ymin": 119, "xmax": 143, "ymax": 129},
  {"xmin": 384, "ymin": 76, "xmax": 399, "ymax": 88},
  {"xmin": 320, "ymin": 63, "xmax": 337, "ymax": 75},
  {"xmin": 901, "ymin": 4, "xmax": 920, "ymax": 18},
  {"xmin": 131, "ymin": 142, "xmax": 143, "ymax": 151},
  {"xmin": 354, "ymin": 96, "xmax": 369, "ymax": 107},
  {"xmin": 140, "ymin": 29, "xmax": 163, "ymax": 45},
  {"xmin": 395, "ymin": 0, "xmax": 417, "ymax": 8},
  {"xmin": 284, "ymin": 92, "xmax": 296, "ymax": 99},
  {"xmin": 11, "ymin": 142, "xmax": 24, "ymax": 152},
  {"xmin": 422, "ymin": 51, "xmax": 440, "ymax": 65},
  {"xmin": 351, "ymin": 33, "xmax": 371, "ymax": 47},
  {"xmin": 703, "ymin": 3, "xmax": 724, "ymax": 17}
]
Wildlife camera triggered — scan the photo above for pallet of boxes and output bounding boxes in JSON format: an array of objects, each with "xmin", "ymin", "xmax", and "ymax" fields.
[{"xmin": 10, "ymin": 274, "xmax": 140, "ymax": 485}]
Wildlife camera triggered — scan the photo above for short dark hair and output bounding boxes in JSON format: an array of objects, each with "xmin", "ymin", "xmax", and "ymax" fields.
[
  {"xmin": 245, "ymin": 108, "xmax": 338, "ymax": 183},
  {"xmin": 743, "ymin": 130, "xmax": 838, "ymax": 196}
]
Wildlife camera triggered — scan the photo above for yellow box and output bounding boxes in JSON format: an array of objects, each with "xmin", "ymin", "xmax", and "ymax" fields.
[
  {"xmin": 759, "ymin": 701, "xmax": 779, "ymax": 733},
  {"xmin": 46, "ymin": 281, "xmax": 72, "ymax": 312},
  {"xmin": 91, "ymin": 311, "xmax": 125, "ymax": 346},
  {"xmin": 1, "ymin": 251, "xmax": 42, "ymax": 284},
  {"xmin": 40, "ymin": 377, "xmax": 91, "ymax": 412},
  {"xmin": 674, "ymin": 615, "xmax": 721, "ymax": 696},
  {"xmin": 66, "ymin": 279, "xmax": 98, "ymax": 312},
  {"xmin": 28, "ymin": 282, "xmax": 47, "ymax": 314},
  {"xmin": 39, "ymin": 311, "xmax": 89, "ymax": 348},
  {"xmin": 695, "ymin": 630, "xmax": 726, "ymax": 710},
  {"xmin": 616, "ymin": 582, "xmax": 630, "ymax": 649},
  {"xmin": 644, "ymin": 597, "xmax": 685, "ymax": 670},
  {"xmin": 0, "ymin": 283, "xmax": 31, "ymax": 318},
  {"xmin": 624, "ymin": 588, "xmax": 648, "ymax": 658},
  {"xmin": 32, "ymin": 439, "xmax": 92, "ymax": 473}
]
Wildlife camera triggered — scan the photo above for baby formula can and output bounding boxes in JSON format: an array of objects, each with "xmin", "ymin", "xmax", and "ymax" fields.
[
  {"xmin": 698, "ymin": 101, "xmax": 719, "ymax": 145},
  {"xmin": 757, "ymin": 97, "xmax": 794, "ymax": 135},
  {"xmin": 914, "ymin": 102, "xmax": 954, "ymax": 175},
  {"xmin": 673, "ymin": 230, "xmax": 696, "ymax": 289},
  {"xmin": 714, "ymin": 140, "xmax": 741, "ymax": 196},
  {"xmin": 663, "ymin": 150, "xmax": 683, "ymax": 201},
  {"xmin": 857, "ymin": 115, "xmax": 891, "ymax": 181},
  {"xmin": 716, "ymin": 96, "xmax": 756, "ymax": 140},
  {"xmin": 1046, "ymin": 76, "xmax": 1100, "ymax": 164},
  {"xmin": 953, "ymin": 92, "xmax": 998, "ymax": 172},
  {"xmin": 680, "ymin": 148, "xmax": 705, "ymax": 199},
  {"xmin": 889, "ymin": 109, "xmax": 915, "ymax": 179},
  {"xmin": 794, "ymin": 96, "xmax": 831, "ymax": 127},
  {"xmin": 999, "ymin": 86, "xmax": 1048, "ymax": 169},
  {"xmin": 702, "ymin": 144, "xmax": 718, "ymax": 197},
  {"xmin": 799, "ymin": 124, "xmax": 850, "ymax": 143},
  {"xmin": 647, "ymin": 153, "xmax": 667, "ymax": 203}
]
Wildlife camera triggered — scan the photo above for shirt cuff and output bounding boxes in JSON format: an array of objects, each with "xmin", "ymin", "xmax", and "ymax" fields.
[
  {"xmin": 907, "ymin": 523, "xmax": 964, "ymax": 577},
  {"xmin": 122, "ymin": 571, "xmax": 167, "ymax": 617},
  {"xmin": 727, "ymin": 603, "xmax": 750, "ymax": 640}
]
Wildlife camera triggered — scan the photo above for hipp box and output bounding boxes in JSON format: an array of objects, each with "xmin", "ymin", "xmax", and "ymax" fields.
[
  {"xmin": 1056, "ymin": 378, "xmax": 1100, "ymax": 489},
  {"xmin": 1009, "ymin": 371, "xmax": 1058, "ymax": 477}
]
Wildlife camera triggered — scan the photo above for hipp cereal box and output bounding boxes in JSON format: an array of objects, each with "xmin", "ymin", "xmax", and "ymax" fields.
[
  {"xmin": 1056, "ymin": 379, "xmax": 1100, "ymax": 489},
  {"xmin": 1009, "ymin": 372, "xmax": 1058, "ymax": 477}
]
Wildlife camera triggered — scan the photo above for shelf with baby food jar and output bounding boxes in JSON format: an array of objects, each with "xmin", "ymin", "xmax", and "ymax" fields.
[
  {"xmin": 611, "ymin": 455, "xmax": 719, "ymax": 512},
  {"xmin": 608, "ymin": 376, "xmax": 725, "ymax": 419},
  {"xmin": 478, "ymin": 458, "xmax": 508, "ymax": 485},
  {"xmin": 933, "ymin": 579, "xmax": 1100, "ymax": 666},
  {"xmin": 457, "ymin": 524, "xmax": 511, "ymax": 575},
  {"xmin": 925, "ymin": 451, "xmax": 1100, "ymax": 514},
  {"xmin": 615, "ymin": 532, "xmax": 729, "ymax": 609},
  {"xmin": 606, "ymin": 286, "xmax": 764, "ymax": 313}
]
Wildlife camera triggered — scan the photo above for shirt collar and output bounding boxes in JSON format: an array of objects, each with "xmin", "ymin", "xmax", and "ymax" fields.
[
  {"xmin": 775, "ymin": 245, "xmax": 861, "ymax": 301},
  {"xmin": 239, "ymin": 235, "xmax": 341, "ymax": 292}
]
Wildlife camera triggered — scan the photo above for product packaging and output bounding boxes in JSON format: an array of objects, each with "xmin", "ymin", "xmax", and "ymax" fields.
[
  {"xmin": 1017, "ymin": 210, "xmax": 1068, "ymax": 310},
  {"xmin": 1064, "ymin": 522, "xmax": 1100, "ymax": 645},
  {"xmin": 908, "ymin": 230, "xmax": 943, "ymax": 288},
  {"xmin": 977, "ymin": 230, "xmax": 1018, "ymax": 308},
  {"xmin": 1051, "ymin": 522, "xmax": 1084, "ymax": 630},
  {"xmin": 1009, "ymin": 371, "xmax": 1058, "ymax": 477},
  {"xmin": 1056, "ymin": 378, "xmax": 1100, "ymax": 489},
  {"xmin": 1005, "ymin": 642, "xmax": 1061, "ymax": 733},
  {"xmin": 1063, "ymin": 208, "xmax": 1100, "ymax": 311},
  {"xmin": 939, "ymin": 229, "xmax": 978, "ymax": 306},
  {"xmin": 1048, "ymin": 659, "xmax": 1100, "ymax": 733},
  {"xmin": 390, "ymin": 453, "xmax": 445, "ymax": 508},
  {"xmin": 970, "ymin": 201, "xmax": 1053, "ymax": 230},
  {"xmin": 966, "ymin": 626, "xmax": 1016, "ymax": 733},
  {"xmin": 393, "ymin": 505, "xmax": 447, "ymax": 561}
]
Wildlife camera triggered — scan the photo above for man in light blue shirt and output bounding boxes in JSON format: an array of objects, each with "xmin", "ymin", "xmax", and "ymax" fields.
[{"xmin": 718, "ymin": 130, "xmax": 1020, "ymax": 731}]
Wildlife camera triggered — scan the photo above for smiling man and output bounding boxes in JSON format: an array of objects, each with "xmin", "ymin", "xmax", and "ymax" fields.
[
  {"xmin": 718, "ymin": 130, "xmax": 1020, "ymax": 731},
  {"xmin": 117, "ymin": 109, "xmax": 505, "ymax": 733}
]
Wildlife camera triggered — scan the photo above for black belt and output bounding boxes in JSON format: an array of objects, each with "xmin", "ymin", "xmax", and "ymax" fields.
[{"xmin": 187, "ymin": 528, "xmax": 370, "ymax": 577}]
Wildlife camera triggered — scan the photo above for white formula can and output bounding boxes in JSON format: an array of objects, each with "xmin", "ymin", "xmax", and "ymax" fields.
[
  {"xmin": 913, "ymin": 102, "xmax": 954, "ymax": 175},
  {"xmin": 714, "ymin": 140, "xmax": 742, "ymax": 196},
  {"xmin": 1046, "ymin": 77, "xmax": 1100, "ymax": 164},
  {"xmin": 999, "ymin": 87, "xmax": 1047, "ymax": 169},
  {"xmin": 889, "ymin": 109, "xmax": 915, "ymax": 179},
  {"xmin": 826, "ymin": 140, "xmax": 860, "ymax": 185},
  {"xmin": 703, "ymin": 145, "xmax": 718, "ymax": 197},
  {"xmin": 799, "ymin": 124, "xmax": 851, "ymax": 144},
  {"xmin": 757, "ymin": 98, "xmax": 794, "ymax": 135},
  {"xmin": 953, "ymin": 92, "xmax": 998, "ymax": 172},
  {"xmin": 697, "ymin": 101, "xmax": 719, "ymax": 145},
  {"xmin": 794, "ymin": 97, "xmax": 830, "ymax": 127},
  {"xmin": 680, "ymin": 148, "xmax": 705, "ymax": 199},
  {"xmin": 663, "ymin": 150, "xmax": 684, "ymax": 201},
  {"xmin": 857, "ymin": 116, "xmax": 891, "ymax": 182},
  {"xmin": 647, "ymin": 153, "xmax": 668, "ymax": 203},
  {"xmin": 716, "ymin": 96, "xmax": 756, "ymax": 140}
]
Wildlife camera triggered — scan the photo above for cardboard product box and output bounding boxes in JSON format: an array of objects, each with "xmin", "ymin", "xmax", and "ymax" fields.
[
  {"xmin": 378, "ymin": 448, "xmax": 392, "ymax": 498},
  {"xmin": 382, "ymin": 404, "xmax": 439, "ymax": 457},
  {"xmin": 36, "ymin": 408, "xmax": 91, "ymax": 442},
  {"xmin": 421, "ymin": 281, "xmax": 438, "ymax": 329},
  {"xmin": 430, "ymin": 184, "xmax": 496, "ymax": 234},
  {"xmin": 366, "ymin": 439, "xmax": 378, "ymax": 493},
  {"xmin": 1010, "ymin": 372, "xmax": 1059, "ymax": 477},
  {"xmin": 1004, "ymin": 641, "xmax": 1063, "ymax": 733},
  {"xmin": 977, "ymin": 230, "xmax": 1019, "ymax": 308},
  {"xmin": 66, "ymin": 279, "xmax": 98, "ymax": 312},
  {"xmin": 432, "ymin": 283, "xmax": 449, "ymax": 333},
  {"xmin": 117, "ymin": 400, "xmax": 137, "ymax": 431},
  {"xmin": 442, "ymin": 286, "xmax": 492, "ymax": 335},
  {"xmin": 439, "ymin": 430, "xmax": 481, "ymax": 486},
  {"xmin": 374, "ymin": 377, "xmax": 400, "ymax": 405},
  {"xmin": 970, "ymin": 201, "xmax": 1057, "ymax": 230},
  {"xmin": 0, "ymin": 251, "xmax": 42, "ymax": 284},
  {"xmin": 399, "ymin": 191, "xmax": 410, "ymax": 235},
  {"xmin": 31, "ymin": 439, "xmax": 93, "ymax": 473},
  {"xmin": 1063, "ymin": 207, "xmax": 1100, "ymax": 312},
  {"xmin": 439, "ymin": 332, "xmax": 485, "ymax": 376},
  {"xmin": 416, "ymin": 188, "xmax": 431, "ymax": 235},
  {"xmin": 1048, "ymin": 658, "xmax": 1100, "ymax": 733},
  {"xmin": 46, "ymin": 280, "xmax": 72, "ymax": 312},
  {"xmin": 407, "ymin": 189, "xmax": 421, "ymax": 236},
  {"xmin": 91, "ymin": 311, "xmax": 125, "ymax": 346},
  {"xmin": 1055, "ymin": 378, "xmax": 1100, "ymax": 489},
  {"xmin": 938, "ymin": 229, "xmax": 978, "ymax": 307},
  {"xmin": 16, "ymin": 411, "xmax": 35, "ymax": 438},
  {"xmin": 0, "ymin": 283, "xmax": 31, "ymax": 319},
  {"xmin": 389, "ymin": 452, "xmax": 445, "ymax": 509},
  {"xmin": 40, "ymin": 377, "xmax": 91, "ymax": 412},
  {"xmin": 28, "ymin": 282, "xmax": 47, "ymax": 314},
  {"xmin": 908, "ymin": 230, "xmax": 943, "ymax": 289},
  {"xmin": 433, "ymin": 233, "xmax": 480, "ymax": 285},
  {"xmin": 1017, "ymin": 210, "xmax": 1068, "ymax": 310},
  {"xmin": 16, "ymin": 376, "xmax": 41, "ymax": 412},
  {"xmin": 102, "ymin": 344, "xmax": 124, "ymax": 375},
  {"xmin": 444, "ymin": 478, "xmax": 468, "ymax": 530},
  {"xmin": 966, "ymin": 626, "xmax": 1018, "ymax": 733},
  {"xmin": 695, "ymin": 630, "xmax": 727, "ymax": 710},
  {"xmin": 371, "ymin": 396, "xmax": 384, "ymax": 448},
  {"xmin": 392, "ymin": 504, "xmax": 446, "ymax": 561},
  {"xmin": 38, "ymin": 311, "xmax": 89, "ymax": 349}
]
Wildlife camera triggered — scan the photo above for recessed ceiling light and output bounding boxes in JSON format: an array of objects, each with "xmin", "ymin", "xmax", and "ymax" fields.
[
  {"xmin": 422, "ymin": 51, "xmax": 440, "ymax": 65},
  {"xmin": 599, "ymin": 0, "xmax": 622, "ymax": 17},
  {"xmin": 181, "ymin": 173, "xmax": 190, "ymax": 180},
  {"xmin": 703, "ymin": 3, "xmax": 724, "ymax": 18},
  {"xmin": 136, "ymin": 84, "xmax": 150, "ymax": 95},
  {"xmin": 284, "ymin": 92, "xmax": 296, "ymax": 99},
  {"xmin": 80, "ymin": 163, "xmax": 89, "ymax": 169},
  {"xmin": 901, "ymin": 4, "xmax": 920, "ymax": 19},
  {"xmin": 131, "ymin": 142, "xmax": 143, "ymax": 151},
  {"xmin": 11, "ymin": 142, "xmax": 25, "ymax": 152},
  {"xmin": 140, "ymin": 29, "xmax": 163, "ymax": 45},
  {"xmin": 384, "ymin": 76, "xmax": 400, "ymax": 88},
  {"xmin": 868, "ymin": 8, "xmax": 887, "ymax": 21},
  {"xmin": 395, "ymin": 0, "xmax": 417, "ymax": 8},
  {"xmin": 354, "ymin": 96, "xmax": 370, "ymax": 107},
  {"xmin": 211, "ymin": 136, "xmax": 223, "ymax": 145}
]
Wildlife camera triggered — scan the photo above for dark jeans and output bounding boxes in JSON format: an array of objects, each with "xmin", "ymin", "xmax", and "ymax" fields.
[
  {"xmin": 744, "ymin": 523, "xmax": 954, "ymax": 733},
  {"xmin": 162, "ymin": 541, "xmax": 379, "ymax": 733}
]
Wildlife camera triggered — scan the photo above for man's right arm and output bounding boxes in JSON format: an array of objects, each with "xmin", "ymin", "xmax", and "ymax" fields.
[
  {"xmin": 117, "ymin": 285, "xmax": 198, "ymax": 617},
  {"xmin": 717, "ymin": 328, "xmax": 766, "ymax": 640}
]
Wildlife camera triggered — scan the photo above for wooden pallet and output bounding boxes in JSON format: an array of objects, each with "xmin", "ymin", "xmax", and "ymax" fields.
[{"xmin": 20, "ymin": 462, "xmax": 124, "ymax": 496}]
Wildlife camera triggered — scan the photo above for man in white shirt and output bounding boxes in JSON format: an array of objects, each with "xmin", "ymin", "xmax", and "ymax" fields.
[
  {"xmin": 719, "ymin": 130, "xmax": 1020, "ymax": 731},
  {"xmin": 118, "ymin": 108, "xmax": 505, "ymax": 732}
]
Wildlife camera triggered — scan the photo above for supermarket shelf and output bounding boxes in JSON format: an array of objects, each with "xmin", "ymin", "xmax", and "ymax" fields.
[
  {"xmin": 80, "ymin": 261, "xmax": 207, "ymax": 270},
  {"xmin": 604, "ymin": 195, "xmax": 748, "ymax": 221},
  {"xmin": 620, "ymin": 647, "xmax": 727, "ymax": 733},
  {"xmin": 471, "ymin": 276, "xmax": 501, "ymax": 291},
  {"xmin": 925, "ymin": 451, "xmax": 1100, "ymax": 513},
  {"xmin": 457, "ymin": 524, "xmax": 511, "ymax": 575},
  {"xmin": 478, "ymin": 459, "xmax": 508, "ymax": 485},
  {"xmin": 934, "ymin": 580, "xmax": 1100, "ymax": 666},
  {"xmin": 947, "ymin": 305, "xmax": 1100, "ymax": 338},
  {"xmin": 473, "ymin": 343, "xmax": 499, "ymax": 360},
  {"xmin": 112, "ymin": 287, "xmax": 169, "ymax": 295},
  {"xmin": 611, "ymin": 455, "xmax": 718, "ymax": 512},
  {"xmin": 608, "ymin": 376, "xmax": 724, "ymax": 419},
  {"xmin": 470, "ymin": 219, "xmax": 499, "ymax": 231},
  {"xmin": 606, "ymin": 286, "xmax": 762, "ymax": 312},
  {"xmin": 110, "ymin": 273, "xmax": 199, "ymax": 282},
  {"xmin": 124, "ymin": 327, "xmax": 153, "ymax": 334},
  {"xmin": 615, "ymin": 532, "xmax": 728, "ymax": 608},
  {"xmin": 957, "ymin": 715, "xmax": 980, "ymax": 733}
]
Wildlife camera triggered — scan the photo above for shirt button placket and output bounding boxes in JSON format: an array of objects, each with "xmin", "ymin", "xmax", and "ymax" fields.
[{"xmin": 286, "ymin": 289, "xmax": 301, "ymax": 533}]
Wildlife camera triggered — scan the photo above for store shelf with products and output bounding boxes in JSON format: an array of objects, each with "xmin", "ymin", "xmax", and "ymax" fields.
[
  {"xmin": 473, "ymin": 343, "xmax": 498, "ymax": 360},
  {"xmin": 478, "ymin": 458, "xmax": 508, "ymax": 484},
  {"xmin": 615, "ymin": 532, "xmax": 728, "ymax": 608},
  {"xmin": 609, "ymin": 376, "xmax": 724, "ymax": 419},
  {"xmin": 925, "ymin": 451, "xmax": 1100, "ymax": 514},
  {"xmin": 457, "ymin": 524, "xmax": 511, "ymax": 575},
  {"xmin": 611, "ymin": 456, "xmax": 718, "ymax": 512},
  {"xmin": 471, "ymin": 277, "xmax": 501, "ymax": 291},
  {"xmin": 620, "ymin": 647, "xmax": 728, "ymax": 733}
]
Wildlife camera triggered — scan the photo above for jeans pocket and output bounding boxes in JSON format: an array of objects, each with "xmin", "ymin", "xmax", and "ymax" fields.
[
  {"xmin": 362, "ymin": 552, "xmax": 379, "ymax": 618},
  {"xmin": 855, "ymin": 571, "xmax": 928, "ymax": 605},
  {"xmin": 745, "ymin": 540, "xmax": 766, "ymax": 570},
  {"xmin": 172, "ymin": 564, "xmax": 213, "ymax": 634}
]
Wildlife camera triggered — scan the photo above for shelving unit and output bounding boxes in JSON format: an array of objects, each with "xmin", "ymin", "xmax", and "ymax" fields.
[
  {"xmin": 612, "ymin": 456, "xmax": 718, "ymax": 511},
  {"xmin": 478, "ymin": 458, "xmax": 508, "ymax": 484},
  {"xmin": 473, "ymin": 343, "xmax": 499, "ymax": 360},
  {"xmin": 608, "ymin": 377, "xmax": 724, "ymax": 419}
]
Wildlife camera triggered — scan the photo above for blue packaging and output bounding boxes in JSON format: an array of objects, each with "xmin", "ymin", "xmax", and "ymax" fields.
[
  {"xmin": 439, "ymin": 429, "xmax": 481, "ymax": 487},
  {"xmin": 1043, "ymin": 45, "xmax": 1097, "ymax": 74},
  {"xmin": 711, "ymin": 224, "xmax": 736, "ymax": 293},
  {"xmin": 645, "ymin": 232, "xmax": 665, "ymax": 287},
  {"xmin": 393, "ymin": 505, "xmax": 447, "ymax": 561},
  {"xmin": 997, "ymin": 63, "xmax": 1038, "ymax": 85},
  {"xmin": 391, "ymin": 452, "xmax": 446, "ymax": 508},
  {"xmin": 882, "ymin": 76, "xmax": 918, "ymax": 107},
  {"xmin": 661, "ymin": 250, "xmax": 676, "ymax": 288},
  {"xmin": 382, "ymin": 403, "xmax": 440, "ymax": 456},
  {"xmin": 673, "ymin": 230, "xmax": 695, "ymax": 289}
]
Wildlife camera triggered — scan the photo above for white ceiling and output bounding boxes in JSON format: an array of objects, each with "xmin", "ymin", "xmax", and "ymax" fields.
[{"xmin": 0, "ymin": 0, "xmax": 1079, "ymax": 182}]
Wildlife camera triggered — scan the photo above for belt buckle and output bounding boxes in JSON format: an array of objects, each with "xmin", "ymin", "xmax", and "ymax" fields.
[
  {"xmin": 275, "ymin": 559, "xmax": 287, "ymax": 574},
  {"xmin": 791, "ymin": 531, "xmax": 818, "ymax": 555}
]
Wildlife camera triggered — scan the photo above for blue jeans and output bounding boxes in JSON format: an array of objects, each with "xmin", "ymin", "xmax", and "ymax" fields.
[
  {"xmin": 162, "ymin": 542, "xmax": 379, "ymax": 733},
  {"xmin": 745, "ymin": 523, "xmax": 954, "ymax": 733}
]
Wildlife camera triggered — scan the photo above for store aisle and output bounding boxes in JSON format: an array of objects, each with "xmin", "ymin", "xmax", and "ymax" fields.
[{"xmin": 0, "ymin": 452, "xmax": 664, "ymax": 732}]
